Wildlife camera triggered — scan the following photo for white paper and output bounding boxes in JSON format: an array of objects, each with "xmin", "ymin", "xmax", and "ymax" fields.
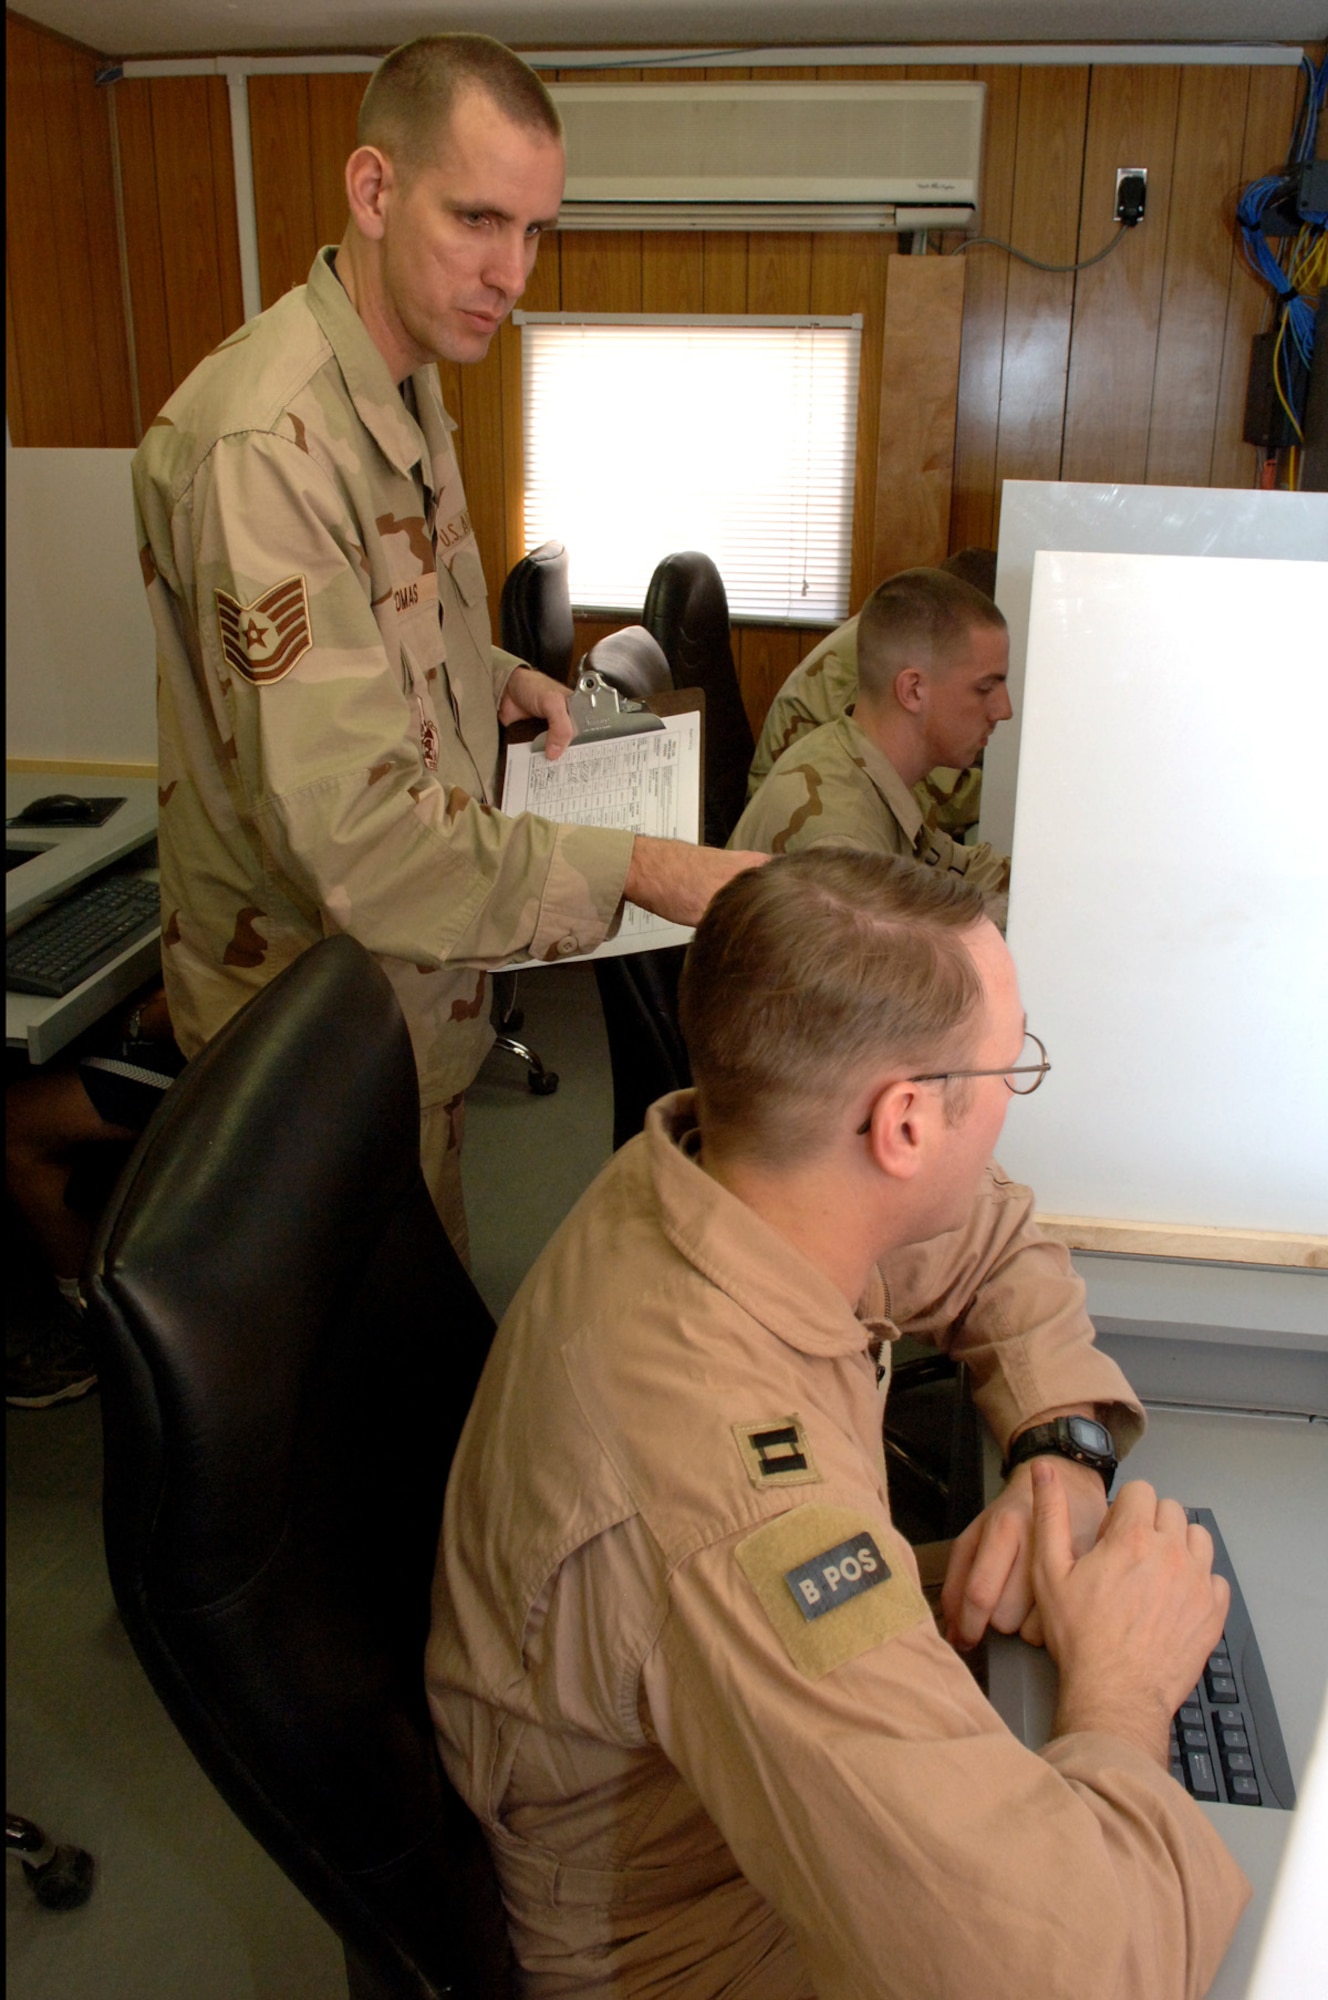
[{"xmin": 502, "ymin": 709, "xmax": 701, "ymax": 960}]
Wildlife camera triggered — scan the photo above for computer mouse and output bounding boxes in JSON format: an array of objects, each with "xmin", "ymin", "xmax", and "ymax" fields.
[{"xmin": 18, "ymin": 794, "xmax": 108, "ymax": 826}]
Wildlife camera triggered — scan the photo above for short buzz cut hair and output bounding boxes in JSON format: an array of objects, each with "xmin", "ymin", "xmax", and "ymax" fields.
[
  {"xmin": 857, "ymin": 566, "xmax": 1007, "ymax": 703},
  {"xmin": 357, "ymin": 33, "xmax": 562, "ymax": 172},
  {"xmin": 678, "ymin": 849, "xmax": 990, "ymax": 1164}
]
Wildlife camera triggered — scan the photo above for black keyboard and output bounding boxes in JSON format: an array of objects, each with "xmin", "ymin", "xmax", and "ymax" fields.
[
  {"xmin": 1169, "ymin": 1508, "xmax": 1295, "ymax": 1810},
  {"xmin": 6, "ymin": 874, "xmax": 160, "ymax": 997}
]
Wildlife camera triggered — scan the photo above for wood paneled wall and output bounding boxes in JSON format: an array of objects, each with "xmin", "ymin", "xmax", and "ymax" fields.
[
  {"xmin": 5, "ymin": 13, "xmax": 135, "ymax": 447},
  {"xmin": 115, "ymin": 73, "xmax": 244, "ymax": 435},
  {"xmin": 5, "ymin": 16, "xmax": 1312, "ymax": 736}
]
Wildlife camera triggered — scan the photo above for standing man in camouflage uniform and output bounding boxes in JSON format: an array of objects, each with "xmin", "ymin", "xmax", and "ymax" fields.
[
  {"xmin": 729, "ymin": 568, "xmax": 1012, "ymax": 916},
  {"xmin": 134, "ymin": 34, "xmax": 761, "ymax": 1256}
]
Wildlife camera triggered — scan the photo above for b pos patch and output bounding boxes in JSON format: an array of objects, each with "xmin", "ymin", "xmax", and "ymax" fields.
[{"xmin": 735, "ymin": 1504, "xmax": 929, "ymax": 1678}]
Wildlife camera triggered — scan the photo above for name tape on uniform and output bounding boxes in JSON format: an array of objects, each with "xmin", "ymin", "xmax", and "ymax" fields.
[{"xmin": 784, "ymin": 1534, "xmax": 888, "ymax": 1622}]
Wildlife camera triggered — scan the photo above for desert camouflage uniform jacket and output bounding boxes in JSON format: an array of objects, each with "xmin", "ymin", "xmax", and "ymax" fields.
[
  {"xmin": 747, "ymin": 614, "xmax": 984, "ymax": 836},
  {"xmin": 729, "ymin": 710, "xmax": 1010, "ymax": 909},
  {"xmin": 134, "ymin": 247, "xmax": 633, "ymax": 1105}
]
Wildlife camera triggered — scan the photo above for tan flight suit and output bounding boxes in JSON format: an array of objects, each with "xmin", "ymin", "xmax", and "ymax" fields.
[
  {"xmin": 730, "ymin": 712, "xmax": 1010, "ymax": 918},
  {"xmin": 134, "ymin": 249, "xmax": 634, "ymax": 1241},
  {"xmin": 747, "ymin": 616, "xmax": 983, "ymax": 836},
  {"xmin": 428, "ymin": 1095, "xmax": 1247, "ymax": 1999}
]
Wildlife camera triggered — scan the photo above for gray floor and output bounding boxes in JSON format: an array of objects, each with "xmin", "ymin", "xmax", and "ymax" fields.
[{"xmin": 6, "ymin": 959, "xmax": 612, "ymax": 2000}]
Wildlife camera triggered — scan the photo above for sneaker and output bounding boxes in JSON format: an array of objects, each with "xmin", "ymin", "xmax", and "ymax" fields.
[{"xmin": 5, "ymin": 1302, "xmax": 98, "ymax": 1409}]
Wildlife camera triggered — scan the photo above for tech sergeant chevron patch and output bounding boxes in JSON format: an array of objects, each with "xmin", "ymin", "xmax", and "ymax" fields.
[{"xmin": 216, "ymin": 574, "xmax": 312, "ymax": 685}]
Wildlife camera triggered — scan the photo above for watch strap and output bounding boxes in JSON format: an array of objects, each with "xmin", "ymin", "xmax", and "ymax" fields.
[{"xmin": 1001, "ymin": 1416, "xmax": 1117, "ymax": 1492}]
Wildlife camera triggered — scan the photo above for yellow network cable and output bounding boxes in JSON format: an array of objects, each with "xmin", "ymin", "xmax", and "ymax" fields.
[
  {"xmin": 1272, "ymin": 316, "xmax": 1303, "ymax": 445},
  {"xmin": 1289, "ymin": 226, "xmax": 1325, "ymax": 298}
]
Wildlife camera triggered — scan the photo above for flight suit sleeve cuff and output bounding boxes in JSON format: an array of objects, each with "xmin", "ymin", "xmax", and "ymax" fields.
[
  {"xmin": 527, "ymin": 823, "xmax": 636, "ymax": 963},
  {"xmin": 979, "ymin": 1362, "xmax": 1145, "ymax": 1465}
]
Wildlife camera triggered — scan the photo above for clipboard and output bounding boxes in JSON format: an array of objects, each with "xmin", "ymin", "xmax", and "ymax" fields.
[{"xmin": 501, "ymin": 684, "xmax": 706, "ymax": 962}]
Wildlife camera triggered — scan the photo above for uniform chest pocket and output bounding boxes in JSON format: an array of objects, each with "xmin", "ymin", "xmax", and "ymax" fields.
[{"xmin": 444, "ymin": 545, "xmax": 487, "ymax": 610}]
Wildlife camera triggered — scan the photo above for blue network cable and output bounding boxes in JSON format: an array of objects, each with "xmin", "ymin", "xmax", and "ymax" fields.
[{"xmin": 1236, "ymin": 52, "xmax": 1326, "ymax": 447}]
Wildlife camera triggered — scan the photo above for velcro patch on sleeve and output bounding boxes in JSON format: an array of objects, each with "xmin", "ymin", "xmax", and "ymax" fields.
[{"xmin": 735, "ymin": 1504, "xmax": 929, "ymax": 1679}]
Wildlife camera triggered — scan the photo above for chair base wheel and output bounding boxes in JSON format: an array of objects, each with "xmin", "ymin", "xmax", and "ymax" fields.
[
  {"xmin": 528, "ymin": 1069, "xmax": 560, "ymax": 1096},
  {"xmin": 24, "ymin": 1844, "xmax": 96, "ymax": 1910},
  {"xmin": 7, "ymin": 1820, "xmax": 95, "ymax": 1911}
]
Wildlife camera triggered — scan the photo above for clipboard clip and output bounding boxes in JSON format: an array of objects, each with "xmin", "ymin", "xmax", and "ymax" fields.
[{"xmin": 564, "ymin": 668, "xmax": 666, "ymax": 745}]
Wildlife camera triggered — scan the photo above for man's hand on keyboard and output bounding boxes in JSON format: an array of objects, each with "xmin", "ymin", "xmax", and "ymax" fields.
[
  {"xmin": 941, "ymin": 1453, "xmax": 1107, "ymax": 1652},
  {"xmin": 1031, "ymin": 1462, "xmax": 1230, "ymax": 1767}
]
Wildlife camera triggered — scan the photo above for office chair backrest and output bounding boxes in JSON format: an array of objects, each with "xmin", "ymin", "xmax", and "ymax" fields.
[
  {"xmin": 579, "ymin": 624, "xmax": 673, "ymax": 701},
  {"xmin": 499, "ymin": 540, "xmax": 575, "ymax": 683},
  {"xmin": 592, "ymin": 944, "xmax": 692, "ymax": 1152},
  {"xmin": 85, "ymin": 936, "xmax": 515, "ymax": 2000},
  {"xmin": 643, "ymin": 552, "xmax": 755, "ymax": 846}
]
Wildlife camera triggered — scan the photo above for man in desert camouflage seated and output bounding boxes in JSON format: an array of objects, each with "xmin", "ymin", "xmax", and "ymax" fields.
[
  {"xmin": 730, "ymin": 568, "xmax": 1012, "ymax": 922},
  {"xmin": 745, "ymin": 548, "xmax": 998, "ymax": 838}
]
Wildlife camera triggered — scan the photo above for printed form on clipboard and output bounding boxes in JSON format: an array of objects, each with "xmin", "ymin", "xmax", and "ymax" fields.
[{"xmin": 501, "ymin": 703, "xmax": 703, "ymax": 962}]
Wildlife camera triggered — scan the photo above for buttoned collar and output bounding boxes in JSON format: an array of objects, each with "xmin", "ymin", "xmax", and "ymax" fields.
[
  {"xmin": 836, "ymin": 710, "xmax": 925, "ymax": 845},
  {"xmin": 304, "ymin": 246, "xmax": 456, "ymax": 479},
  {"xmin": 645, "ymin": 1093, "xmax": 893, "ymax": 1358}
]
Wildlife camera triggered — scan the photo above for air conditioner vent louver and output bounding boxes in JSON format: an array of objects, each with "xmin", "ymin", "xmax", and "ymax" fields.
[{"xmin": 550, "ymin": 82, "xmax": 985, "ymax": 232}]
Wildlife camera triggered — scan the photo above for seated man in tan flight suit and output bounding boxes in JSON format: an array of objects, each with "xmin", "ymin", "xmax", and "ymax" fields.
[
  {"xmin": 428, "ymin": 849, "xmax": 1245, "ymax": 2000},
  {"xmin": 744, "ymin": 547, "xmax": 998, "ymax": 833},
  {"xmin": 729, "ymin": 568, "xmax": 1012, "ymax": 916}
]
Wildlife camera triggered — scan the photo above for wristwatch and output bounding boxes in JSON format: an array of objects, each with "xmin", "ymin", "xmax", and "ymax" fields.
[{"xmin": 1001, "ymin": 1415, "xmax": 1118, "ymax": 1494}]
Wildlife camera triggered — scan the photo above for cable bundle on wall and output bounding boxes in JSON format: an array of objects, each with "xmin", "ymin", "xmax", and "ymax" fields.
[{"xmin": 1237, "ymin": 52, "xmax": 1327, "ymax": 488}]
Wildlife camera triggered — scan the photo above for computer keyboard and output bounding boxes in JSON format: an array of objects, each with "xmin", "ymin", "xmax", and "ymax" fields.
[
  {"xmin": 1169, "ymin": 1508, "xmax": 1295, "ymax": 1810},
  {"xmin": 6, "ymin": 873, "xmax": 160, "ymax": 998}
]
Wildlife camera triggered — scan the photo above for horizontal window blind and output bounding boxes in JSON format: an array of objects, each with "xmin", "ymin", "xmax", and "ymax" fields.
[{"xmin": 518, "ymin": 316, "xmax": 860, "ymax": 623}]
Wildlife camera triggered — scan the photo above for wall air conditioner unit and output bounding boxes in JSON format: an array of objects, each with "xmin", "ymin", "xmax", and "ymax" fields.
[{"xmin": 549, "ymin": 81, "xmax": 984, "ymax": 232}]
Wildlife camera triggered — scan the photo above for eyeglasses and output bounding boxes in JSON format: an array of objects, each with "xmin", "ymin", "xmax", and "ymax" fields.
[{"xmin": 856, "ymin": 1032, "xmax": 1051, "ymax": 1133}]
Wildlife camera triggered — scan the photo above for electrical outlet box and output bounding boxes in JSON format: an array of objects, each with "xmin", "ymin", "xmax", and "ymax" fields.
[{"xmin": 1115, "ymin": 167, "xmax": 1148, "ymax": 225}]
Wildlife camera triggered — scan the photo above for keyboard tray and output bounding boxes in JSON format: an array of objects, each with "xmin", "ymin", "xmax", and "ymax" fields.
[{"xmin": 6, "ymin": 873, "xmax": 161, "ymax": 999}]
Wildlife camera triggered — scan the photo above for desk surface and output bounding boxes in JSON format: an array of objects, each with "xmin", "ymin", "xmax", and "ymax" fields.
[
  {"xmin": 7, "ymin": 773, "xmax": 158, "ymax": 923},
  {"xmin": 7, "ymin": 773, "xmax": 160, "ymax": 1064}
]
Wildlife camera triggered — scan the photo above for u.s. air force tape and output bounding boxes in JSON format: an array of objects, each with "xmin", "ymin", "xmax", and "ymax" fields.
[{"xmin": 735, "ymin": 1504, "xmax": 929, "ymax": 1678}]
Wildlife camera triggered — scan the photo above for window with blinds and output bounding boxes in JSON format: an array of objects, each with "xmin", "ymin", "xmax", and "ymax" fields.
[{"xmin": 516, "ymin": 314, "xmax": 861, "ymax": 624}]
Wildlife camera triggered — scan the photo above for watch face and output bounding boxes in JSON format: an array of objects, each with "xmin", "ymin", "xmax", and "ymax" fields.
[{"xmin": 1067, "ymin": 1416, "xmax": 1113, "ymax": 1455}]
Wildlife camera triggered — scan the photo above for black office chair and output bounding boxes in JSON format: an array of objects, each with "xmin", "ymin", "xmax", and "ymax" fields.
[
  {"xmin": 495, "ymin": 542, "xmax": 575, "ymax": 1091},
  {"xmin": 498, "ymin": 540, "xmax": 575, "ymax": 684},
  {"xmin": 579, "ymin": 624, "xmax": 673, "ymax": 702},
  {"xmin": 84, "ymin": 936, "xmax": 516, "ymax": 2000},
  {"xmin": 643, "ymin": 552, "xmax": 755, "ymax": 847},
  {"xmin": 592, "ymin": 944, "xmax": 691, "ymax": 1154}
]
